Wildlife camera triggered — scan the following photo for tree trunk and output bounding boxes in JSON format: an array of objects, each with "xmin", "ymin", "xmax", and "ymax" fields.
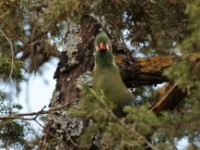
[{"xmin": 39, "ymin": 15, "xmax": 101, "ymax": 149}]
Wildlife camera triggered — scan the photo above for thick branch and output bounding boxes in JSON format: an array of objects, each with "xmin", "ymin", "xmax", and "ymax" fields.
[
  {"xmin": 118, "ymin": 53, "xmax": 200, "ymax": 87},
  {"xmin": 117, "ymin": 54, "xmax": 174, "ymax": 87},
  {"xmin": 151, "ymin": 84, "xmax": 187, "ymax": 113}
]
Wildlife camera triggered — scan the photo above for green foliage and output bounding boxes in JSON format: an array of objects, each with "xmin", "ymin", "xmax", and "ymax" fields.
[
  {"xmin": 0, "ymin": 0, "xmax": 61, "ymax": 74},
  {"xmin": 160, "ymin": 8, "xmax": 200, "ymax": 150},
  {"xmin": 69, "ymin": 86, "xmax": 155, "ymax": 149},
  {"xmin": 69, "ymin": 85, "xmax": 200, "ymax": 149},
  {"xmin": 45, "ymin": 0, "xmax": 187, "ymax": 55},
  {"xmin": 162, "ymin": 2, "xmax": 200, "ymax": 132},
  {"xmin": 134, "ymin": 86, "xmax": 159, "ymax": 106},
  {"xmin": 0, "ymin": 91, "xmax": 36, "ymax": 149},
  {"xmin": 42, "ymin": 138, "xmax": 57, "ymax": 150},
  {"xmin": 179, "ymin": 0, "xmax": 200, "ymax": 53},
  {"xmin": 0, "ymin": 92, "xmax": 22, "ymax": 115},
  {"xmin": 163, "ymin": 61, "xmax": 196, "ymax": 89},
  {"xmin": 0, "ymin": 58, "xmax": 24, "ymax": 82},
  {"xmin": 0, "ymin": 121, "xmax": 26, "ymax": 148},
  {"xmin": 164, "ymin": 0, "xmax": 200, "ymax": 92}
]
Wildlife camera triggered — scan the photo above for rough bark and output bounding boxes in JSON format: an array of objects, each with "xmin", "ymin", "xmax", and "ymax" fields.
[
  {"xmin": 117, "ymin": 55, "xmax": 174, "ymax": 87},
  {"xmin": 52, "ymin": 16, "xmax": 100, "ymax": 105},
  {"xmin": 39, "ymin": 15, "xmax": 101, "ymax": 149},
  {"xmin": 151, "ymin": 83, "xmax": 187, "ymax": 113}
]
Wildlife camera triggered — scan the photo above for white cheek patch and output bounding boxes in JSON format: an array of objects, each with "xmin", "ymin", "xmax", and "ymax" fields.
[
  {"xmin": 95, "ymin": 45, "xmax": 99, "ymax": 51},
  {"xmin": 107, "ymin": 43, "xmax": 112, "ymax": 50},
  {"xmin": 106, "ymin": 43, "xmax": 109, "ymax": 50}
]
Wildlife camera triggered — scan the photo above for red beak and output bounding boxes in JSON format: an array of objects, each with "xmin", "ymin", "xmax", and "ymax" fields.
[{"xmin": 99, "ymin": 43, "xmax": 105, "ymax": 50}]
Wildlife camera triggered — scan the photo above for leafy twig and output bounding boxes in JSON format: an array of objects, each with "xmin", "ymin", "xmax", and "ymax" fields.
[
  {"xmin": 0, "ymin": 17, "xmax": 60, "ymax": 58},
  {"xmin": 89, "ymin": 88, "xmax": 157, "ymax": 149},
  {"xmin": 0, "ymin": 17, "xmax": 26, "ymax": 46},
  {"xmin": 0, "ymin": 29, "xmax": 14, "ymax": 81}
]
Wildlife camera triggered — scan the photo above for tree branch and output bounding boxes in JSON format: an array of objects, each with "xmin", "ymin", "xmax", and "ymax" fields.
[
  {"xmin": 151, "ymin": 83, "xmax": 187, "ymax": 113},
  {"xmin": 119, "ymin": 53, "xmax": 200, "ymax": 87},
  {"xmin": 0, "ymin": 17, "xmax": 27, "ymax": 46},
  {"xmin": 0, "ymin": 99, "xmax": 78, "ymax": 120},
  {"xmin": 0, "ymin": 17, "xmax": 60, "ymax": 61},
  {"xmin": 0, "ymin": 29, "xmax": 14, "ymax": 81}
]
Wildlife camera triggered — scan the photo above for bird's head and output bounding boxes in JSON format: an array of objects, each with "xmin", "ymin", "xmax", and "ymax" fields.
[
  {"xmin": 94, "ymin": 32, "xmax": 112, "ymax": 51},
  {"xmin": 94, "ymin": 33, "xmax": 114, "ymax": 66}
]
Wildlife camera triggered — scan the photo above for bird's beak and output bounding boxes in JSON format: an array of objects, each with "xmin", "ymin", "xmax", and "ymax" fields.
[{"xmin": 99, "ymin": 42, "xmax": 106, "ymax": 51}]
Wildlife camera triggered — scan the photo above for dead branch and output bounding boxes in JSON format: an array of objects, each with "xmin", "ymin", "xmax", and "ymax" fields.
[
  {"xmin": 0, "ymin": 99, "xmax": 78, "ymax": 120},
  {"xmin": 151, "ymin": 83, "xmax": 187, "ymax": 113}
]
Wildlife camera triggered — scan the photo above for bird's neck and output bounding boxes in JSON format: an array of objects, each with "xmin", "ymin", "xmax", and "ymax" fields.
[{"xmin": 95, "ymin": 51, "xmax": 115, "ymax": 68}]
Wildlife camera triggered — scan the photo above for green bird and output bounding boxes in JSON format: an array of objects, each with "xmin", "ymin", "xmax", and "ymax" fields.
[{"xmin": 93, "ymin": 32, "xmax": 136, "ymax": 117}]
